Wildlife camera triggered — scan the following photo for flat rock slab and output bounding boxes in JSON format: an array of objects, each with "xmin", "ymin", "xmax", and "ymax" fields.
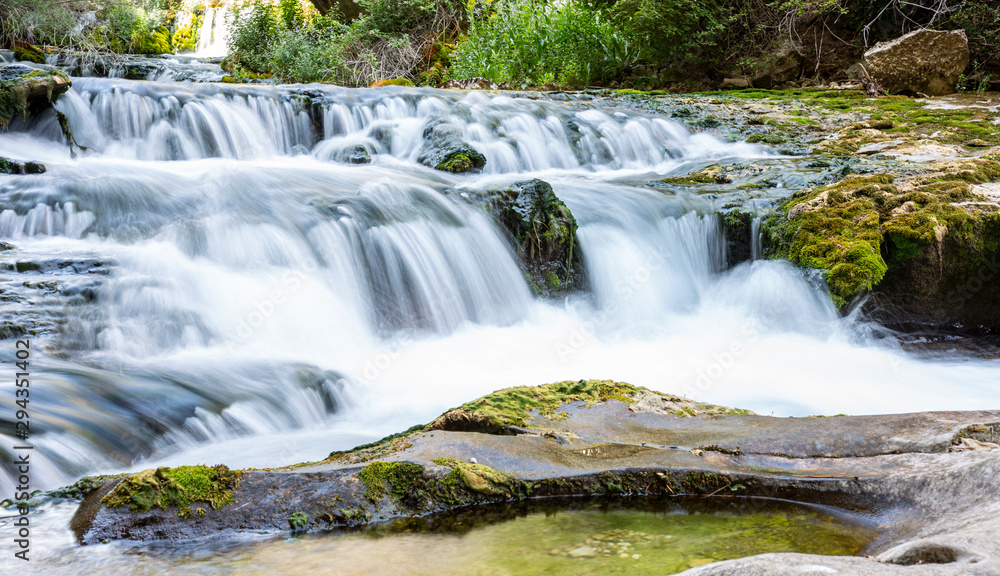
[{"xmin": 72, "ymin": 400, "xmax": 1000, "ymax": 575}]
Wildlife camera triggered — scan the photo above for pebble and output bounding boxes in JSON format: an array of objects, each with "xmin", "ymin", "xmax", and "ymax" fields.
[{"xmin": 567, "ymin": 546, "xmax": 597, "ymax": 558}]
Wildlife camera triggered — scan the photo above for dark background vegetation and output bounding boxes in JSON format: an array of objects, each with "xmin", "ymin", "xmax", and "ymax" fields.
[{"xmin": 1, "ymin": 0, "xmax": 998, "ymax": 89}]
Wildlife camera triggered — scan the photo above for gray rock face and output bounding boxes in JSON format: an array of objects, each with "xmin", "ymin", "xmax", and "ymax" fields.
[
  {"xmin": 752, "ymin": 39, "xmax": 804, "ymax": 89},
  {"xmin": 70, "ymin": 382, "xmax": 1000, "ymax": 576},
  {"xmin": 863, "ymin": 29, "xmax": 969, "ymax": 96}
]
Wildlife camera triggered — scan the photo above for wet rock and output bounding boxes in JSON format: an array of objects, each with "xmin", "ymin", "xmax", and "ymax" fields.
[
  {"xmin": 486, "ymin": 179, "xmax": 582, "ymax": 296},
  {"xmin": 864, "ymin": 29, "xmax": 969, "ymax": 96},
  {"xmin": 68, "ymin": 379, "xmax": 1000, "ymax": 576},
  {"xmin": 417, "ymin": 123, "xmax": 487, "ymax": 173},
  {"xmin": 0, "ymin": 65, "xmax": 71, "ymax": 128},
  {"xmin": 13, "ymin": 41, "xmax": 45, "ymax": 65},
  {"xmin": 0, "ymin": 156, "xmax": 45, "ymax": 174}
]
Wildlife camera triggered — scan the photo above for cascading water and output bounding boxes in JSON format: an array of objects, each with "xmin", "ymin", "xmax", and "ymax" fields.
[
  {"xmin": 195, "ymin": 8, "xmax": 230, "ymax": 58},
  {"xmin": 1, "ymin": 77, "xmax": 999, "ymax": 502}
]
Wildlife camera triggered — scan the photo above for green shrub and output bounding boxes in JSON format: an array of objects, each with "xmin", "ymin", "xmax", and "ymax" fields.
[
  {"xmin": 227, "ymin": 0, "xmax": 280, "ymax": 73},
  {"xmin": 452, "ymin": 0, "xmax": 638, "ymax": 87}
]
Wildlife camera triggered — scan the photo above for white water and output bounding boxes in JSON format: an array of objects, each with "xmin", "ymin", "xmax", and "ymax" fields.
[
  {"xmin": 194, "ymin": 8, "xmax": 230, "ymax": 58},
  {"xmin": 0, "ymin": 79, "xmax": 998, "ymax": 500}
]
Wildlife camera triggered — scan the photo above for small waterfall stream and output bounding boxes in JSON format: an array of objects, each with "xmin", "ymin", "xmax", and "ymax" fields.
[{"xmin": 1, "ymin": 77, "xmax": 998, "ymax": 500}]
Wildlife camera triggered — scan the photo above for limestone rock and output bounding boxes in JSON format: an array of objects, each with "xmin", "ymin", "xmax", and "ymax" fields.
[
  {"xmin": 0, "ymin": 65, "xmax": 71, "ymax": 128},
  {"xmin": 12, "ymin": 41, "xmax": 45, "ymax": 65},
  {"xmin": 487, "ymin": 179, "xmax": 581, "ymax": 296},
  {"xmin": 863, "ymin": 29, "xmax": 969, "ymax": 96},
  {"xmin": 416, "ymin": 123, "xmax": 486, "ymax": 173},
  {"xmin": 752, "ymin": 39, "xmax": 804, "ymax": 89}
]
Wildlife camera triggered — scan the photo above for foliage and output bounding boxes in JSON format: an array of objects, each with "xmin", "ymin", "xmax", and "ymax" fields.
[
  {"xmin": 609, "ymin": 0, "xmax": 733, "ymax": 70},
  {"xmin": 452, "ymin": 0, "xmax": 638, "ymax": 86}
]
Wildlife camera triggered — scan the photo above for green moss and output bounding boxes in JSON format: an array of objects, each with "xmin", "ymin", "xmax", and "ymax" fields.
[
  {"xmin": 438, "ymin": 154, "xmax": 473, "ymax": 172},
  {"xmin": 101, "ymin": 465, "xmax": 241, "ymax": 517},
  {"xmin": 13, "ymin": 42, "xmax": 45, "ymax": 64},
  {"xmin": 781, "ymin": 175, "xmax": 893, "ymax": 306},
  {"xmin": 432, "ymin": 458, "xmax": 519, "ymax": 497},
  {"xmin": 745, "ymin": 133, "xmax": 786, "ymax": 145},
  {"xmin": 357, "ymin": 461, "xmax": 424, "ymax": 503},
  {"xmin": 429, "ymin": 379, "xmax": 648, "ymax": 433},
  {"xmin": 172, "ymin": 13, "xmax": 200, "ymax": 53},
  {"xmin": 46, "ymin": 474, "xmax": 123, "ymax": 500},
  {"xmin": 288, "ymin": 511, "xmax": 310, "ymax": 531}
]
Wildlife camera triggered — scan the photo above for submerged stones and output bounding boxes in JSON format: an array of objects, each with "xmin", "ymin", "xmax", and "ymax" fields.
[
  {"xmin": 0, "ymin": 65, "xmax": 71, "ymax": 128},
  {"xmin": 863, "ymin": 29, "xmax": 969, "ymax": 97},
  {"xmin": 487, "ymin": 179, "xmax": 582, "ymax": 296}
]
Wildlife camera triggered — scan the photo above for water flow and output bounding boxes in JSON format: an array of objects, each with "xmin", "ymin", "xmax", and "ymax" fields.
[
  {"xmin": 195, "ymin": 8, "xmax": 231, "ymax": 58},
  {"xmin": 1, "ymin": 82, "xmax": 998, "ymax": 498}
]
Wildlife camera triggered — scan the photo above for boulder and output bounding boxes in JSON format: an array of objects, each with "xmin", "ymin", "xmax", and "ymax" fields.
[
  {"xmin": 67, "ymin": 378, "xmax": 1000, "ymax": 576},
  {"xmin": 416, "ymin": 123, "xmax": 486, "ymax": 173},
  {"xmin": 487, "ymin": 179, "xmax": 582, "ymax": 296},
  {"xmin": 0, "ymin": 156, "xmax": 45, "ymax": 174},
  {"xmin": 752, "ymin": 38, "xmax": 804, "ymax": 89},
  {"xmin": 863, "ymin": 29, "xmax": 969, "ymax": 96},
  {"xmin": 0, "ymin": 65, "xmax": 72, "ymax": 128},
  {"xmin": 12, "ymin": 41, "xmax": 45, "ymax": 65}
]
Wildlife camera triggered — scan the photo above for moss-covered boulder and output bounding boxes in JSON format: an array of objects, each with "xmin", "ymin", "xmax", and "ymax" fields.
[
  {"xmin": 487, "ymin": 179, "xmax": 583, "ymax": 296},
  {"xmin": 101, "ymin": 465, "xmax": 241, "ymax": 519},
  {"xmin": 417, "ymin": 123, "xmax": 487, "ymax": 173},
  {"xmin": 0, "ymin": 65, "xmax": 71, "ymax": 129},
  {"xmin": 0, "ymin": 156, "xmax": 45, "ymax": 174},
  {"xmin": 12, "ymin": 41, "xmax": 46, "ymax": 65},
  {"xmin": 766, "ymin": 158, "xmax": 1000, "ymax": 329}
]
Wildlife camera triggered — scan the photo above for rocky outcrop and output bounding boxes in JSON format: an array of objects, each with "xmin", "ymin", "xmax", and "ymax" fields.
[
  {"xmin": 487, "ymin": 179, "xmax": 583, "ymax": 296},
  {"xmin": 0, "ymin": 65, "xmax": 71, "ymax": 128},
  {"xmin": 863, "ymin": 29, "xmax": 969, "ymax": 96},
  {"xmin": 752, "ymin": 38, "xmax": 804, "ymax": 89},
  {"xmin": 0, "ymin": 156, "xmax": 45, "ymax": 174},
  {"xmin": 417, "ymin": 123, "xmax": 487, "ymax": 173},
  {"xmin": 765, "ymin": 158, "xmax": 1000, "ymax": 330},
  {"xmin": 12, "ymin": 41, "xmax": 46, "ymax": 65},
  {"xmin": 68, "ymin": 379, "xmax": 1000, "ymax": 576}
]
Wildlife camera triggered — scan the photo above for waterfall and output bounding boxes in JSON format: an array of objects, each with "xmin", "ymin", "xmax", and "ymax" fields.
[
  {"xmin": 195, "ymin": 8, "xmax": 230, "ymax": 58},
  {"xmin": 2, "ymin": 80, "xmax": 998, "ymax": 497},
  {"xmin": 750, "ymin": 215, "xmax": 762, "ymax": 260}
]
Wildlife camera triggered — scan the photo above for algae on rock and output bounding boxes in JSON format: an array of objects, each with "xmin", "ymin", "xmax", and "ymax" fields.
[{"xmin": 102, "ymin": 465, "xmax": 241, "ymax": 518}]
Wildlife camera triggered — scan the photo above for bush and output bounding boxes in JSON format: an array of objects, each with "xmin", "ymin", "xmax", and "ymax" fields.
[
  {"xmin": 452, "ymin": 0, "xmax": 638, "ymax": 87},
  {"xmin": 227, "ymin": 0, "xmax": 280, "ymax": 72}
]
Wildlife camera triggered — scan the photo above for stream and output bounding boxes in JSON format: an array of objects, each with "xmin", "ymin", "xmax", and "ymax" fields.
[{"xmin": 0, "ymin": 62, "xmax": 998, "ymax": 572}]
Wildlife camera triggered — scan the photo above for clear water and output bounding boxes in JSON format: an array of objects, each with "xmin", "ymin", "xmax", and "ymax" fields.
[{"xmin": 7, "ymin": 497, "xmax": 877, "ymax": 575}]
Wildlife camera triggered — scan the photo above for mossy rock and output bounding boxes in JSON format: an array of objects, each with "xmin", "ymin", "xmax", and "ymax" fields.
[
  {"xmin": 488, "ymin": 179, "xmax": 581, "ymax": 296},
  {"xmin": 767, "ymin": 160, "xmax": 1000, "ymax": 322},
  {"xmin": 0, "ymin": 66, "xmax": 71, "ymax": 128},
  {"xmin": 12, "ymin": 41, "xmax": 45, "ymax": 65},
  {"xmin": 0, "ymin": 156, "xmax": 45, "ymax": 174},
  {"xmin": 417, "ymin": 123, "xmax": 487, "ymax": 174},
  {"xmin": 429, "ymin": 380, "xmax": 656, "ymax": 433},
  {"xmin": 102, "ymin": 465, "xmax": 241, "ymax": 518}
]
